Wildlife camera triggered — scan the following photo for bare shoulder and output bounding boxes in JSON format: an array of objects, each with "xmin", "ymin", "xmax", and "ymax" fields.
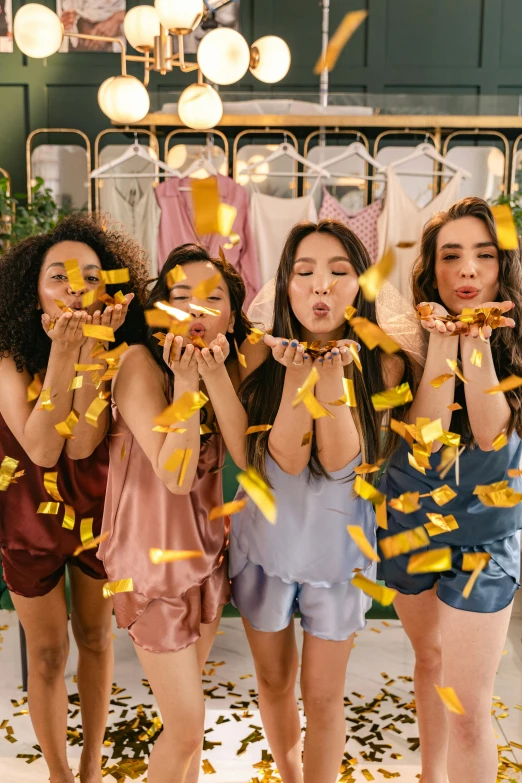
[
  {"xmin": 239, "ymin": 338, "xmax": 269, "ymax": 381},
  {"xmin": 113, "ymin": 344, "xmax": 164, "ymax": 398},
  {"xmin": 0, "ymin": 354, "xmax": 31, "ymax": 390}
]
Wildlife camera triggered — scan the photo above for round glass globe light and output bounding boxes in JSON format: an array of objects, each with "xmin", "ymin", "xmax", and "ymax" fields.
[
  {"xmin": 123, "ymin": 6, "xmax": 160, "ymax": 52},
  {"xmin": 178, "ymin": 83, "xmax": 223, "ymax": 130},
  {"xmin": 98, "ymin": 75, "xmax": 150, "ymax": 124},
  {"xmin": 166, "ymin": 144, "xmax": 188, "ymax": 170},
  {"xmin": 154, "ymin": 0, "xmax": 204, "ymax": 33},
  {"xmin": 14, "ymin": 3, "xmax": 63, "ymax": 58},
  {"xmin": 249, "ymin": 36, "xmax": 291, "ymax": 83},
  {"xmin": 197, "ymin": 28, "xmax": 250, "ymax": 85}
]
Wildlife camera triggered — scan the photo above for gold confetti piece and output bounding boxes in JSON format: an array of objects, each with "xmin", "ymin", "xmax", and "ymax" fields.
[
  {"xmin": 163, "ymin": 448, "xmax": 186, "ymax": 473},
  {"xmin": 360, "ymin": 769, "xmax": 375, "ymax": 781},
  {"xmin": 492, "ymin": 431, "xmax": 508, "ymax": 451},
  {"xmin": 54, "ymin": 408, "xmax": 80, "ymax": 439},
  {"xmin": 67, "ymin": 375, "xmax": 83, "ymax": 392},
  {"xmin": 448, "ymin": 402, "xmax": 462, "ymax": 411},
  {"xmin": 396, "ymin": 241, "xmax": 416, "ymax": 248},
  {"xmin": 99, "ymin": 268, "xmax": 130, "ymax": 285},
  {"xmin": 462, "ymin": 554, "xmax": 491, "ymax": 599},
  {"xmin": 201, "ymin": 759, "xmax": 216, "ymax": 775},
  {"xmin": 0, "ymin": 456, "xmax": 19, "ymax": 491},
  {"xmin": 217, "ymin": 203, "xmax": 237, "ymax": 237},
  {"xmin": 74, "ymin": 363, "xmax": 104, "ymax": 371},
  {"xmin": 154, "ymin": 302, "xmax": 191, "ymax": 324},
  {"xmin": 303, "ymin": 391, "xmax": 334, "ymax": 419},
  {"xmin": 84, "ymin": 397, "xmax": 109, "ymax": 428},
  {"xmin": 43, "ymin": 472, "xmax": 64, "ymax": 502},
  {"xmin": 208, "ymin": 499, "xmax": 249, "ymax": 521},
  {"xmin": 27, "ymin": 374, "xmax": 43, "ymax": 402},
  {"xmin": 37, "ymin": 502, "xmax": 60, "ymax": 514},
  {"xmin": 429, "ymin": 484, "xmax": 457, "ymax": 506},
  {"xmin": 407, "ymin": 547, "xmax": 452, "ymax": 574},
  {"xmin": 446, "ymin": 358, "xmax": 467, "ymax": 383},
  {"xmin": 372, "ymin": 383, "xmax": 413, "ymax": 411},
  {"xmin": 435, "ymin": 685, "xmax": 466, "ymax": 715},
  {"xmin": 245, "ymin": 424, "xmax": 273, "ymax": 434},
  {"xmin": 420, "ymin": 418, "xmax": 444, "ymax": 445},
  {"xmin": 470, "ymin": 348, "xmax": 482, "ymax": 367},
  {"xmin": 247, "ymin": 327, "xmax": 265, "ymax": 344},
  {"xmin": 344, "ymin": 305, "xmax": 357, "ymax": 321},
  {"xmin": 64, "ymin": 258, "xmax": 85, "ymax": 292},
  {"xmin": 350, "ymin": 317, "xmax": 400, "ymax": 354},
  {"xmin": 237, "ymin": 466, "xmax": 277, "ymax": 524},
  {"xmin": 474, "ymin": 480, "xmax": 522, "ymax": 508},
  {"xmin": 145, "ymin": 310, "xmax": 174, "ymax": 329},
  {"xmin": 301, "ymin": 431, "xmax": 313, "ymax": 446},
  {"xmin": 166, "ymin": 265, "xmax": 187, "ymax": 288},
  {"xmin": 351, "ymin": 574, "xmax": 397, "ymax": 606},
  {"xmin": 388, "ymin": 491, "xmax": 421, "ymax": 514},
  {"xmin": 82, "ymin": 324, "xmax": 115, "ymax": 342},
  {"xmin": 192, "ymin": 178, "xmax": 220, "ymax": 234},
  {"xmin": 314, "ymin": 9, "xmax": 368, "ymax": 73},
  {"xmin": 430, "ymin": 373, "xmax": 454, "ymax": 389},
  {"xmin": 149, "ymin": 548, "xmax": 203, "ymax": 564},
  {"xmin": 438, "ymin": 430, "xmax": 461, "ymax": 448},
  {"xmin": 412, "ymin": 443, "xmax": 432, "ymax": 470},
  {"xmin": 358, "ymin": 250, "xmax": 394, "ymax": 302},
  {"xmin": 491, "ymin": 204, "xmax": 519, "ymax": 250},
  {"xmin": 408, "ymin": 451, "xmax": 426, "ymax": 475},
  {"xmin": 354, "ymin": 475, "xmax": 385, "ymax": 505},
  {"xmin": 293, "ymin": 366, "xmax": 319, "ymax": 407},
  {"xmin": 484, "ymin": 375, "xmax": 522, "ymax": 394},
  {"xmin": 508, "ymin": 468, "xmax": 522, "ymax": 477},
  {"xmin": 73, "ymin": 531, "xmax": 108, "ymax": 556},
  {"xmin": 193, "ymin": 270, "xmax": 224, "ymax": 301},
  {"xmin": 102, "ymin": 578, "xmax": 133, "ymax": 599},
  {"xmin": 347, "ymin": 525, "xmax": 380, "ymax": 562},
  {"xmin": 155, "ymin": 391, "xmax": 209, "ymax": 426},
  {"xmin": 38, "ymin": 388, "xmax": 55, "ymax": 412},
  {"xmin": 390, "ymin": 417, "xmax": 413, "ymax": 444},
  {"xmin": 62, "ymin": 505, "xmax": 75, "ymax": 530},
  {"xmin": 353, "ymin": 462, "xmax": 382, "ymax": 475},
  {"xmin": 376, "ymin": 499, "xmax": 388, "ymax": 530},
  {"xmin": 81, "ymin": 285, "xmax": 105, "ymax": 308},
  {"xmin": 328, "ymin": 377, "xmax": 357, "ymax": 407},
  {"xmin": 234, "ymin": 337, "xmax": 247, "ymax": 368},
  {"xmin": 80, "ymin": 518, "xmax": 94, "ymax": 545},
  {"xmin": 349, "ymin": 342, "xmax": 362, "ymax": 372},
  {"xmin": 200, "ymin": 424, "xmax": 213, "ymax": 435},
  {"xmin": 380, "ymin": 526, "xmax": 430, "ymax": 559},
  {"xmin": 190, "ymin": 303, "xmax": 221, "ymax": 317}
]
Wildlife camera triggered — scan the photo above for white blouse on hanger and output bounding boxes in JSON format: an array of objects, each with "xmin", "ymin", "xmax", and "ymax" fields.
[
  {"xmin": 251, "ymin": 192, "xmax": 318, "ymax": 284},
  {"xmin": 377, "ymin": 167, "xmax": 463, "ymax": 299}
]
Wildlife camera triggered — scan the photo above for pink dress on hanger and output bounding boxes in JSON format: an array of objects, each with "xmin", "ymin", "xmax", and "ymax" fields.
[
  {"xmin": 155, "ymin": 174, "xmax": 260, "ymax": 307},
  {"xmin": 318, "ymin": 187, "xmax": 383, "ymax": 263}
]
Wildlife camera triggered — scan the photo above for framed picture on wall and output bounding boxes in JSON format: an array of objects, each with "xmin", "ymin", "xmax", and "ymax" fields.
[
  {"xmin": 181, "ymin": 0, "xmax": 240, "ymax": 55},
  {"xmin": 0, "ymin": 0, "xmax": 13, "ymax": 53},
  {"xmin": 56, "ymin": 0, "xmax": 126, "ymax": 52}
]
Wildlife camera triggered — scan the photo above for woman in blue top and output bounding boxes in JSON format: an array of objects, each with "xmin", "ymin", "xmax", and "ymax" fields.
[
  {"xmin": 231, "ymin": 220, "xmax": 412, "ymax": 783},
  {"xmin": 378, "ymin": 197, "xmax": 522, "ymax": 783}
]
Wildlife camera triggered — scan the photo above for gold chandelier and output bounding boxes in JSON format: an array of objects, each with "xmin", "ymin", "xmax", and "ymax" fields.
[{"xmin": 13, "ymin": 0, "xmax": 291, "ymax": 129}]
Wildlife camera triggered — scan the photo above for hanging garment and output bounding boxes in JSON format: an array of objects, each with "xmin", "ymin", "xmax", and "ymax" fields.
[
  {"xmin": 99, "ymin": 157, "xmax": 161, "ymax": 279},
  {"xmin": 377, "ymin": 167, "xmax": 463, "ymax": 299},
  {"xmin": 155, "ymin": 174, "xmax": 260, "ymax": 307},
  {"xmin": 251, "ymin": 192, "xmax": 318, "ymax": 284},
  {"xmin": 318, "ymin": 187, "xmax": 384, "ymax": 263}
]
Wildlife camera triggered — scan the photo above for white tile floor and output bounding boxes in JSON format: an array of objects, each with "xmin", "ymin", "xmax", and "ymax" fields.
[{"xmin": 0, "ymin": 595, "xmax": 521, "ymax": 782}]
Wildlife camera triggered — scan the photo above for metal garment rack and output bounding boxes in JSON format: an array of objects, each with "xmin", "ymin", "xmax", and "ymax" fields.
[
  {"xmin": 164, "ymin": 128, "xmax": 229, "ymax": 175},
  {"xmin": 442, "ymin": 129, "xmax": 510, "ymax": 197},
  {"xmin": 232, "ymin": 128, "xmax": 300, "ymax": 197},
  {"xmin": 303, "ymin": 129, "xmax": 372, "ymax": 204}
]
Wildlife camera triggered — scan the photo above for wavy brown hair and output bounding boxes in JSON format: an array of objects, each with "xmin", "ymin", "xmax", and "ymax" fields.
[
  {"xmin": 145, "ymin": 243, "xmax": 252, "ymax": 401},
  {"xmin": 0, "ymin": 213, "xmax": 149, "ymax": 376},
  {"xmin": 240, "ymin": 220, "xmax": 414, "ymax": 483},
  {"xmin": 412, "ymin": 197, "xmax": 522, "ymax": 438}
]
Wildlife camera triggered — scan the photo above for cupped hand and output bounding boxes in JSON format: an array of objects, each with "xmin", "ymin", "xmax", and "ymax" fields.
[
  {"xmin": 195, "ymin": 333, "xmax": 230, "ymax": 377},
  {"xmin": 313, "ymin": 339, "xmax": 360, "ymax": 371},
  {"xmin": 464, "ymin": 300, "xmax": 515, "ymax": 340},
  {"xmin": 417, "ymin": 301, "xmax": 458, "ymax": 336},
  {"xmin": 42, "ymin": 310, "xmax": 91, "ymax": 351},
  {"xmin": 163, "ymin": 334, "xmax": 199, "ymax": 384},
  {"xmin": 263, "ymin": 334, "xmax": 310, "ymax": 369},
  {"xmin": 94, "ymin": 293, "xmax": 134, "ymax": 333}
]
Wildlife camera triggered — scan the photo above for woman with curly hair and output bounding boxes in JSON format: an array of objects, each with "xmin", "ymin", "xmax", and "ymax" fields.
[
  {"xmin": 0, "ymin": 213, "xmax": 148, "ymax": 783},
  {"xmin": 98, "ymin": 243, "xmax": 249, "ymax": 783}
]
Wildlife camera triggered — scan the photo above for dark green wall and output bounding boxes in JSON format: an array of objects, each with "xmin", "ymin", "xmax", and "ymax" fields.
[{"xmin": 2, "ymin": 0, "xmax": 522, "ymax": 192}]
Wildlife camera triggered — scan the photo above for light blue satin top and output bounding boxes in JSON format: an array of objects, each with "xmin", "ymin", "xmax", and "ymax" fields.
[{"xmin": 229, "ymin": 453, "xmax": 376, "ymax": 588}]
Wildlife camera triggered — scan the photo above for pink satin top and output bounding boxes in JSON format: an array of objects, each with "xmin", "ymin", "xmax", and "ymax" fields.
[{"xmin": 98, "ymin": 402, "xmax": 228, "ymax": 603}]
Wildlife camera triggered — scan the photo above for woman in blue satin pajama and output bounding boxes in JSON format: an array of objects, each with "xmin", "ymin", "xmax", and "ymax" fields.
[
  {"xmin": 378, "ymin": 197, "xmax": 522, "ymax": 783},
  {"xmin": 230, "ymin": 220, "xmax": 412, "ymax": 783}
]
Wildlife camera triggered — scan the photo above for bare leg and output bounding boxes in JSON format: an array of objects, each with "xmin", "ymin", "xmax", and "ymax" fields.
[
  {"xmin": 300, "ymin": 631, "xmax": 354, "ymax": 783},
  {"xmin": 439, "ymin": 598, "xmax": 513, "ymax": 783},
  {"xmin": 394, "ymin": 587, "xmax": 448, "ymax": 783},
  {"xmin": 135, "ymin": 640, "xmax": 206, "ymax": 783},
  {"xmin": 68, "ymin": 566, "xmax": 113, "ymax": 783},
  {"xmin": 10, "ymin": 578, "xmax": 74, "ymax": 783},
  {"xmin": 242, "ymin": 617, "xmax": 303, "ymax": 783},
  {"xmin": 184, "ymin": 608, "xmax": 224, "ymax": 783}
]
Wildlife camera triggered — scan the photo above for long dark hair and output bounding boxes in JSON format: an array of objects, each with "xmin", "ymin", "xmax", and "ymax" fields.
[
  {"xmin": 145, "ymin": 243, "xmax": 251, "ymax": 400},
  {"xmin": 240, "ymin": 220, "xmax": 412, "ymax": 482},
  {"xmin": 413, "ymin": 197, "xmax": 522, "ymax": 439},
  {"xmin": 0, "ymin": 213, "xmax": 149, "ymax": 376}
]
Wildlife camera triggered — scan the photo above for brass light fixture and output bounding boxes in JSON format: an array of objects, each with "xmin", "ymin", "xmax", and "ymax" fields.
[{"xmin": 13, "ymin": 1, "xmax": 291, "ymax": 129}]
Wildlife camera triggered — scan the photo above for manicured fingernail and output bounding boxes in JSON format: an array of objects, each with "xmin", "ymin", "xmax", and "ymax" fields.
[
  {"xmin": 282, "ymin": 340, "xmax": 288, "ymax": 346},
  {"xmin": 304, "ymin": 354, "xmax": 309, "ymax": 360},
  {"xmin": 356, "ymin": 343, "xmax": 361, "ymax": 352},
  {"xmin": 290, "ymin": 340, "xmax": 298, "ymax": 347},
  {"xmin": 319, "ymin": 357, "xmax": 324, "ymax": 363}
]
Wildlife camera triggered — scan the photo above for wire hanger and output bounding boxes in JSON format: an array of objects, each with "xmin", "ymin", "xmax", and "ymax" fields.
[
  {"xmin": 183, "ymin": 134, "xmax": 219, "ymax": 179},
  {"xmin": 90, "ymin": 134, "xmax": 180, "ymax": 180},
  {"xmin": 318, "ymin": 140, "xmax": 387, "ymax": 176},
  {"xmin": 240, "ymin": 141, "xmax": 331, "ymax": 180},
  {"xmin": 388, "ymin": 143, "xmax": 472, "ymax": 179}
]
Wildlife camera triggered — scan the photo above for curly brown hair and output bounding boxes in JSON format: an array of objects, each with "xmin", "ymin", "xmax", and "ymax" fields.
[
  {"xmin": 0, "ymin": 213, "xmax": 149, "ymax": 376},
  {"xmin": 412, "ymin": 197, "xmax": 522, "ymax": 439}
]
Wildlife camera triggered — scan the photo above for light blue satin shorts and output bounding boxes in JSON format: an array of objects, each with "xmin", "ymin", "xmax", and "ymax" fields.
[{"xmin": 231, "ymin": 559, "xmax": 374, "ymax": 641}]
